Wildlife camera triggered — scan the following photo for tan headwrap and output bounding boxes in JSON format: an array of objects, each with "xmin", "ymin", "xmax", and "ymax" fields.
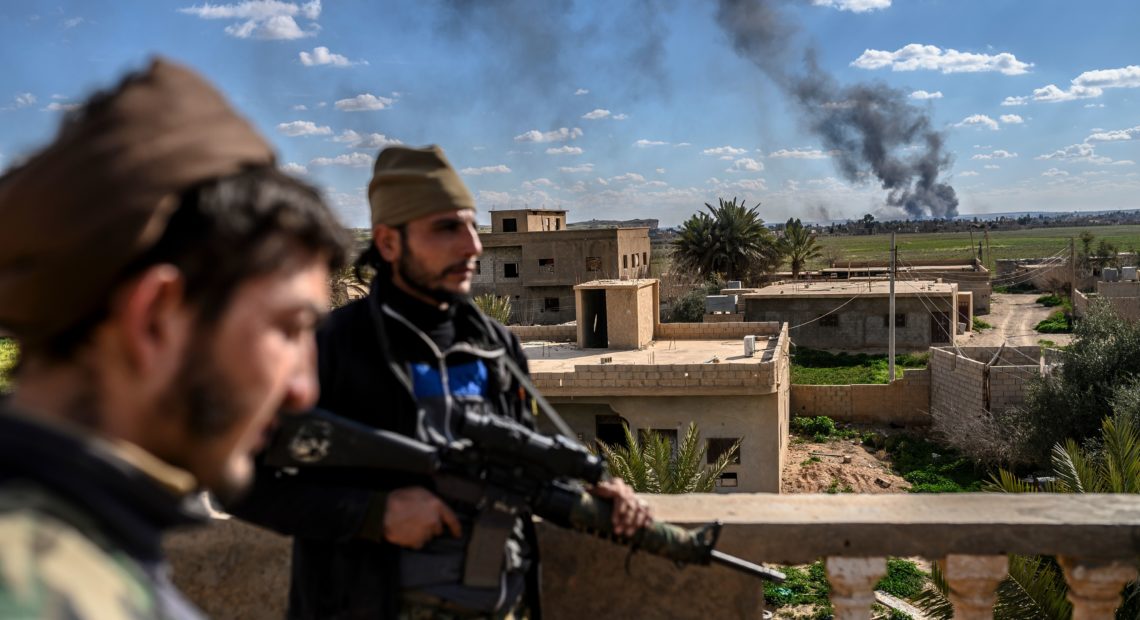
[
  {"xmin": 367, "ymin": 145, "xmax": 475, "ymax": 227},
  {"xmin": 0, "ymin": 57, "xmax": 275, "ymax": 344}
]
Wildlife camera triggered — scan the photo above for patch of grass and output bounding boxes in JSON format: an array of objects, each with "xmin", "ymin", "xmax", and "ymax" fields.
[
  {"xmin": 801, "ymin": 456, "xmax": 821, "ymax": 466},
  {"xmin": 791, "ymin": 415, "xmax": 862, "ymax": 442},
  {"xmin": 792, "ymin": 348, "xmax": 928, "ymax": 385},
  {"xmin": 1037, "ymin": 339, "xmax": 1057, "ymax": 348},
  {"xmin": 1036, "ymin": 294, "xmax": 1064, "ymax": 307},
  {"xmin": 1035, "ymin": 310, "xmax": 1073, "ymax": 334},
  {"xmin": 884, "ymin": 434, "xmax": 986, "ymax": 493},
  {"xmin": 971, "ymin": 317, "xmax": 993, "ymax": 330},
  {"xmin": 0, "ymin": 339, "xmax": 17, "ymax": 393},
  {"xmin": 764, "ymin": 561, "xmax": 832, "ymax": 613},
  {"xmin": 877, "ymin": 558, "xmax": 928, "ymax": 599},
  {"xmin": 824, "ymin": 478, "xmax": 855, "ymax": 494}
]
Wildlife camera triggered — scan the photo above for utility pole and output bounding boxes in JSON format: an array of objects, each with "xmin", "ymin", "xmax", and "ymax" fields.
[
  {"xmin": 984, "ymin": 230, "xmax": 992, "ymax": 269},
  {"xmin": 1070, "ymin": 237, "xmax": 1077, "ymax": 297},
  {"xmin": 889, "ymin": 232, "xmax": 896, "ymax": 382}
]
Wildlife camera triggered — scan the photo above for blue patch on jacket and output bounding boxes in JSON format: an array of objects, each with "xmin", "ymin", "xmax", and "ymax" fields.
[{"xmin": 411, "ymin": 360, "xmax": 488, "ymax": 399}]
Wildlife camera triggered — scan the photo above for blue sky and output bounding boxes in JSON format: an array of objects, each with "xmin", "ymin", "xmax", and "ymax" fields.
[{"xmin": 1, "ymin": 0, "xmax": 1138, "ymax": 228}]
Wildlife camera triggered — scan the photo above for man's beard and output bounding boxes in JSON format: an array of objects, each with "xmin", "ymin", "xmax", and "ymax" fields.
[{"xmin": 396, "ymin": 245, "xmax": 470, "ymax": 306}]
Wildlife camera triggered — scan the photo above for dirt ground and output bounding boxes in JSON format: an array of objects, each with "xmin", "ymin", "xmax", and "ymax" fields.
[
  {"xmin": 781, "ymin": 435, "xmax": 910, "ymax": 494},
  {"xmin": 958, "ymin": 293, "xmax": 1074, "ymax": 348}
]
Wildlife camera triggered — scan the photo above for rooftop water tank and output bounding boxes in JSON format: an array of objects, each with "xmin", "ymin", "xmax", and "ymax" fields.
[
  {"xmin": 1104, "ymin": 267, "xmax": 1120, "ymax": 282},
  {"xmin": 1123, "ymin": 266, "xmax": 1138, "ymax": 281},
  {"xmin": 705, "ymin": 294, "xmax": 738, "ymax": 313}
]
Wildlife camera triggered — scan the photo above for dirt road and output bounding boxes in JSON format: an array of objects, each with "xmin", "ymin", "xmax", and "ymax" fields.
[{"xmin": 958, "ymin": 293, "xmax": 1073, "ymax": 348}]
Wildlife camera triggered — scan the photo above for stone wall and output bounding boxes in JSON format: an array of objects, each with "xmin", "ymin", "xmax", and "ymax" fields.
[
  {"xmin": 510, "ymin": 323, "xmax": 577, "ymax": 342},
  {"xmin": 656, "ymin": 321, "xmax": 782, "ymax": 341},
  {"xmin": 167, "ymin": 516, "xmax": 763, "ymax": 620},
  {"xmin": 790, "ymin": 368, "xmax": 931, "ymax": 426}
]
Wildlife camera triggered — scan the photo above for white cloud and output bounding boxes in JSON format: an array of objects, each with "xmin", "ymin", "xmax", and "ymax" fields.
[
  {"xmin": 514, "ymin": 127, "xmax": 582, "ymax": 143},
  {"xmin": 655, "ymin": 168, "xmax": 665, "ymax": 174},
  {"xmin": 335, "ymin": 93, "xmax": 394, "ymax": 111},
  {"xmin": 971, "ymin": 149, "xmax": 1017, "ymax": 160},
  {"xmin": 610, "ymin": 172, "xmax": 646, "ymax": 183},
  {"xmin": 42, "ymin": 102, "xmax": 79, "ymax": 112},
  {"xmin": 718, "ymin": 155, "xmax": 734, "ymax": 161},
  {"xmin": 702, "ymin": 145, "xmax": 748, "ymax": 156},
  {"xmin": 62, "ymin": 17, "xmax": 84, "ymax": 29},
  {"xmin": 1002, "ymin": 65, "xmax": 1140, "ymax": 105},
  {"xmin": 582, "ymin": 109, "xmax": 611, "ymax": 120},
  {"xmin": 1036, "ymin": 143, "xmax": 1113, "ymax": 165},
  {"xmin": 179, "ymin": 0, "xmax": 321, "ymax": 39},
  {"xmin": 309, "ymin": 152, "xmax": 373, "ymax": 167},
  {"xmin": 559, "ymin": 163, "xmax": 594, "ymax": 173},
  {"xmin": 634, "ymin": 139, "xmax": 668, "ymax": 148},
  {"xmin": 10, "ymin": 93, "xmax": 36, "ymax": 108},
  {"xmin": 959, "ymin": 171, "xmax": 980, "ymax": 177},
  {"xmin": 769, "ymin": 148, "xmax": 833, "ymax": 159},
  {"xmin": 292, "ymin": 104, "xmax": 308, "ymax": 110},
  {"xmin": 50, "ymin": 94, "xmax": 67, "ymax": 100},
  {"xmin": 1087, "ymin": 125, "xmax": 1140, "ymax": 142},
  {"xmin": 954, "ymin": 114, "xmax": 999, "ymax": 131},
  {"xmin": 281, "ymin": 162, "xmax": 308, "ymax": 175},
  {"xmin": 910, "ymin": 90, "xmax": 943, "ymax": 100},
  {"xmin": 574, "ymin": 88, "xmax": 589, "ymax": 96},
  {"xmin": 276, "ymin": 120, "xmax": 331, "ymax": 136},
  {"xmin": 612, "ymin": 113, "xmax": 628, "ymax": 120},
  {"xmin": 1085, "ymin": 103, "xmax": 1106, "ymax": 109},
  {"xmin": 811, "ymin": 0, "xmax": 890, "ymax": 12},
  {"xmin": 461, "ymin": 164, "xmax": 512, "ymax": 175},
  {"xmin": 546, "ymin": 145, "xmax": 583, "ymax": 155},
  {"xmin": 999, "ymin": 114, "xmax": 1024, "ymax": 124},
  {"xmin": 1042, "ymin": 168, "xmax": 1069, "ymax": 177},
  {"xmin": 727, "ymin": 158, "xmax": 764, "ymax": 172},
  {"xmin": 333, "ymin": 129, "xmax": 401, "ymax": 149},
  {"xmin": 523, "ymin": 178, "xmax": 555, "ymax": 188},
  {"xmin": 674, "ymin": 142, "xmax": 692, "ymax": 148},
  {"xmin": 852, "ymin": 44, "xmax": 1032, "ymax": 75},
  {"xmin": 299, "ymin": 46, "xmax": 365, "ymax": 67},
  {"xmin": 983, "ymin": 164, "xmax": 1000, "ymax": 170}
]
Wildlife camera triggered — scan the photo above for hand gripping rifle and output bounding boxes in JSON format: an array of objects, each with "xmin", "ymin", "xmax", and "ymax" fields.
[{"xmin": 264, "ymin": 408, "xmax": 784, "ymax": 583}]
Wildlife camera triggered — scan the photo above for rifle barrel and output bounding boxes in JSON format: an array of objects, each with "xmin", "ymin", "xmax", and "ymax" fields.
[{"xmin": 709, "ymin": 550, "xmax": 786, "ymax": 582}]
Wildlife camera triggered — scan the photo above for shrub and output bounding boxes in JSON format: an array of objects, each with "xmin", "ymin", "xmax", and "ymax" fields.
[
  {"xmin": 1036, "ymin": 294, "xmax": 1064, "ymax": 307},
  {"xmin": 885, "ymin": 435, "xmax": 985, "ymax": 493},
  {"xmin": 993, "ymin": 282, "xmax": 1036, "ymax": 294},
  {"xmin": 666, "ymin": 288, "xmax": 707, "ymax": 323},
  {"xmin": 791, "ymin": 347, "xmax": 928, "ymax": 385},
  {"xmin": 1034, "ymin": 310, "xmax": 1071, "ymax": 334},
  {"xmin": 473, "ymin": 294, "xmax": 512, "ymax": 324},
  {"xmin": 878, "ymin": 559, "xmax": 928, "ymax": 599},
  {"xmin": 972, "ymin": 317, "xmax": 993, "ymax": 330}
]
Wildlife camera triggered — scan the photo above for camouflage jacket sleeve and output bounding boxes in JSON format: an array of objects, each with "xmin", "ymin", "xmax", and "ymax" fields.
[{"xmin": 0, "ymin": 502, "xmax": 157, "ymax": 619}]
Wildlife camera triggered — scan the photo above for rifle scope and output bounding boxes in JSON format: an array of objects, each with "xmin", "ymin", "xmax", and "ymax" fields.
[{"xmin": 459, "ymin": 412, "xmax": 607, "ymax": 485}]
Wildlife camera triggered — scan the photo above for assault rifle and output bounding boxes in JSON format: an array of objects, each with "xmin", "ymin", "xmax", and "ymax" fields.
[{"xmin": 264, "ymin": 408, "xmax": 784, "ymax": 583}]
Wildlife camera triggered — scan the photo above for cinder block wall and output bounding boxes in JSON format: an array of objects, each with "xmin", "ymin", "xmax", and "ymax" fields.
[
  {"xmin": 790, "ymin": 368, "xmax": 931, "ymax": 426},
  {"xmin": 929, "ymin": 346, "xmax": 1041, "ymax": 418},
  {"xmin": 655, "ymin": 321, "xmax": 782, "ymax": 341},
  {"xmin": 510, "ymin": 324, "xmax": 577, "ymax": 342}
]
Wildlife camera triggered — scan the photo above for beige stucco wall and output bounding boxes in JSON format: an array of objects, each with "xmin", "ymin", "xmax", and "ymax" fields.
[
  {"xmin": 548, "ymin": 394, "xmax": 784, "ymax": 493},
  {"xmin": 637, "ymin": 284, "xmax": 655, "ymax": 348}
]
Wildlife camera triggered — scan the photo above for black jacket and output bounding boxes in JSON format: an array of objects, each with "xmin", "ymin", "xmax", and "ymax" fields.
[{"xmin": 230, "ymin": 281, "xmax": 540, "ymax": 619}]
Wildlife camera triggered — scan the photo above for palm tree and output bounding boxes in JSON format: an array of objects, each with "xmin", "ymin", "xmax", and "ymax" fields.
[
  {"xmin": 598, "ymin": 422, "xmax": 739, "ymax": 494},
  {"xmin": 779, "ymin": 217, "xmax": 822, "ymax": 280},
  {"xmin": 914, "ymin": 414, "xmax": 1140, "ymax": 619},
  {"xmin": 473, "ymin": 293, "xmax": 513, "ymax": 324},
  {"xmin": 671, "ymin": 197, "xmax": 780, "ymax": 284}
]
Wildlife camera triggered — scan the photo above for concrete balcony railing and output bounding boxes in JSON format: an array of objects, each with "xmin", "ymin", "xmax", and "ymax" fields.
[{"xmin": 167, "ymin": 494, "xmax": 1140, "ymax": 620}]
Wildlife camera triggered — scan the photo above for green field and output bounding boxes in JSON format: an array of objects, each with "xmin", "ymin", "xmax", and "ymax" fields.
[{"xmin": 813, "ymin": 225, "xmax": 1140, "ymax": 271}]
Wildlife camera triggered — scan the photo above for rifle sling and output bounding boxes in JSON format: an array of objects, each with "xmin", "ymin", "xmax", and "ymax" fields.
[{"xmin": 462, "ymin": 505, "xmax": 514, "ymax": 589}]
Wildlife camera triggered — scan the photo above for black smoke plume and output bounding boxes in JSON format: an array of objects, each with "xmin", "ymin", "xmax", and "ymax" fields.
[{"xmin": 715, "ymin": 0, "xmax": 958, "ymax": 219}]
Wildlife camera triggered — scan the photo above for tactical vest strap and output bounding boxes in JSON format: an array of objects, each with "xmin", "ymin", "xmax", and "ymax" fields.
[{"xmin": 462, "ymin": 506, "xmax": 514, "ymax": 589}]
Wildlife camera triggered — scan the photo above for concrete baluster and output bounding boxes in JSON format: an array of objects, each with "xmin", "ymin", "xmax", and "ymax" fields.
[
  {"xmin": 941, "ymin": 554, "xmax": 1009, "ymax": 619},
  {"xmin": 825, "ymin": 557, "xmax": 887, "ymax": 620},
  {"xmin": 1059, "ymin": 556, "xmax": 1139, "ymax": 620}
]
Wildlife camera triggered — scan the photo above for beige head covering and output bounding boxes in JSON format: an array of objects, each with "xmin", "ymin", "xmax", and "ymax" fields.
[
  {"xmin": 367, "ymin": 144, "xmax": 475, "ymax": 227},
  {"xmin": 0, "ymin": 57, "xmax": 275, "ymax": 345}
]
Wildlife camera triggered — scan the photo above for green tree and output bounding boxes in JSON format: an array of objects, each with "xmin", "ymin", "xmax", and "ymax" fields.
[
  {"xmin": 670, "ymin": 197, "xmax": 780, "ymax": 284},
  {"xmin": 473, "ymin": 293, "xmax": 512, "ymax": 324},
  {"xmin": 779, "ymin": 217, "xmax": 822, "ymax": 280},
  {"xmin": 599, "ymin": 423, "xmax": 739, "ymax": 493}
]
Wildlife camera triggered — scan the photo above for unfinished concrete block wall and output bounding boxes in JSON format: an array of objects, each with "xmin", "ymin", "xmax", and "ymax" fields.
[
  {"xmin": 509, "ymin": 324, "xmax": 577, "ymax": 342},
  {"xmin": 930, "ymin": 346, "xmax": 1042, "ymax": 419},
  {"xmin": 790, "ymin": 368, "xmax": 931, "ymax": 426},
  {"xmin": 655, "ymin": 321, "xmax": 782, "ymax": 341}
]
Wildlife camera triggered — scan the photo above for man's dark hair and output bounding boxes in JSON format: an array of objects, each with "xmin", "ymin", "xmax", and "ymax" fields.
[{"xmin": 31, "ymin": 166, "xmax": 352, "ymax": 361}]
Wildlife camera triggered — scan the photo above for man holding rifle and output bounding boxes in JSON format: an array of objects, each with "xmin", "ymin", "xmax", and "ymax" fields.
[{"xmin": 231, "ymin": 145, "xmax": 651, "ymax": 619}]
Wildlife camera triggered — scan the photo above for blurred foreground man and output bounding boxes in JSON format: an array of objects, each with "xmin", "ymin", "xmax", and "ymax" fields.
[
  {"xmin": 0, "ymin": 59, "xmax": 349, "ymax": 618},
  {"xmin": 231, "ymin": 145, "xmax": 651, "ymax": 619}
]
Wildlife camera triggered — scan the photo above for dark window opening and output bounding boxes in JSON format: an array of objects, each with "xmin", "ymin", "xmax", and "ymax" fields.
[
  {"xmin": 504, "ymin": 263, "xmax": 519, "ymax": 278},
  {"xmin": 475, "ymin": 260, "xmax": 481, "ymax": 275},
  {"xmin": 820, "ymin": 315, "xmax": 839, "ymax": 328},
  {"xmin": 623, "ymin": 255, "xmax": 629, "ymax": 269},
  {"xmin": 595, "ymin": 415, "xmax": 628, "ymax": 448},
  {"xmin": 716, "ymin": 472, "xmax": 738, "ymax": 488},
  {"xmin": 586, "ymin": 256, "xmax": 602, "ymax": 271},
  {"xmin": 538, "ymin": 258, "xmax": 555, "ymax": 273},
  {"xmin": 706, "ymin": 438, "xmax": 741, "ymax": 465},
  {"xmin": 883, "ymin": 313, "xmax": 906, "ymax": 328},
  {"xmin": 502, "ymin": 218, "xmax": 517, "ymax": 232},
  {"xmin": 555, "ymin": 219, "xmax": 562, "ymax": 230},
  {"xmin": 642, "ymin": 252, "xmax": 648, "ymax": 266},
  {"xmin": 544, "ymin": 297, "xmax": 560, "ymax": 312}
]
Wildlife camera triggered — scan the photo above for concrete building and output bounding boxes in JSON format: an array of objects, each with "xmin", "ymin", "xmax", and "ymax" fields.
[
  {"xmin": 742, "ymin": 280, "xmax": 967, "ymax": 352},
  {"xmin": 821, "ymin": 259, "xmax": 991, "ymax": 314},
  {"xmin": 1074, "ymin": 277, "xmax": 1140, "ymax": 321},
  {"xmin": 472, "ymin": 209, "xmax": 651, "ymax": 325},
  {"xmin": 512, "ymin": 279, "xmax": 791, "ymax": 493}
]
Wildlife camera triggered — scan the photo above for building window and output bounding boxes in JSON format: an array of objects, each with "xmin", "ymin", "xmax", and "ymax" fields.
[
  {"xmin": 555, "ymin": 219, "xmax": 562, "ymax": 231},
  {"xmin": 706, "ymin": 438, "xmax": 741, "ymax": 465},
  {"xmin": 504, "ymin": 263, "xmax": 519, "ymax": 278},
  {"xmin": 820, "ymin": 315, "xmax": 839, "ymax": 328},
  {"xmin": 883, "ymin": 313, "xmax": 906, "ymax": 328},
  {"xmin": 623, "ymin": 255, "xmax": 629, "ymax": 269},
  {"xmin": 544, "ymin": 297, "xmax": 560, "ymax": 312},
  {"xmin": 642, "ymin": 252, "xmax": 648, "ymax": 266},
  {"xmin": 586, "ymin": 256, "xmax": 602, "ymax": 271},
  {"xmin": 475, "ymin": 260, "xmax": 481, "ymax": 275},
  {"xmin": 538, "ymin": 257, "xmax": 555, "ymax": 273},
  {"xmin": 715, "ymin": 472, "xmax": 739, "ymax": 488},
  {"xmin": 502, "ymin": 218, "xmax": 517, "ymax": 232}
]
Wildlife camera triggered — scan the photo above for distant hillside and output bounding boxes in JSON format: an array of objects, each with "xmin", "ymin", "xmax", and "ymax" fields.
[{"xmin": 567, "ymin": 218, "xmax": 659, "ymax": 230}]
